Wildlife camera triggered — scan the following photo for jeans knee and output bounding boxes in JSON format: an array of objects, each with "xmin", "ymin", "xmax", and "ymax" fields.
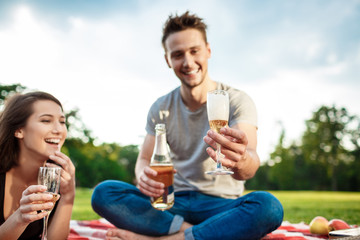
[
  {"xmin": 91, "ymin": 180, "xmax": 111, "ymax": 211},
  {"xmin": 91, "ymin": 180, "xmax": 129, "ymax": 213},
  {"xmin": 248, "ymin": 191, "xmax": 284, "ymax": 226}
]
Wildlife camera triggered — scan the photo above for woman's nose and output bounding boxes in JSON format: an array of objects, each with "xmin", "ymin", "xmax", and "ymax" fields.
[{"xmin": 52, "ymin": 122, "xmax": 63, "ymax": 133}]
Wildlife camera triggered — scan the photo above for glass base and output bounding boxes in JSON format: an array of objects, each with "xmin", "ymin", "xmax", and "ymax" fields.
[{"xmin": 205, "ymin": 169, "xmax": 234, "ymax": 175}]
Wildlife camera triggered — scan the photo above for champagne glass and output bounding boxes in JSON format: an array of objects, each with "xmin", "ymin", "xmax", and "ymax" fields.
[
  {"xmin": 205, "ymin": 90, "xmax": 234, "ymax": 175},
  {"xmin": 38, "ymin": 167, "xmax": 61, "ymax": 240}
]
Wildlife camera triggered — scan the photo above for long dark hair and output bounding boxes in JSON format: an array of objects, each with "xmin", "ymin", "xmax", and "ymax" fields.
[{"xmin": 0, "ymin": 91, "xmax": 63, "ymax": 173}]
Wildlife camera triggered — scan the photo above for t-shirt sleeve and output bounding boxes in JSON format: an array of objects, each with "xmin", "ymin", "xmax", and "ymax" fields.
[
  {"xmin": 229, "ymin": 90, "xmax": 258, "ymax": 128},
  {"xmin": 145, "ymin": 101, "xmax": 158, "ymax": 136},
  {"xmin": 145, "ymin": 90, "xmax": 177, "ymax": 136}
]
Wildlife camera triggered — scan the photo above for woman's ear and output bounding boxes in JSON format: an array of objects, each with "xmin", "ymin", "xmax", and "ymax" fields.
[{"xmin": 14, "ymin": 129, "xmax": 24, "ymax": 139}]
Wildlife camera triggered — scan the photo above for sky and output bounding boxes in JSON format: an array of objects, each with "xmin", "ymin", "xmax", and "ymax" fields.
[{"xmin": 0, "ymin": 0, "xmax": 359, "ymax": 163}]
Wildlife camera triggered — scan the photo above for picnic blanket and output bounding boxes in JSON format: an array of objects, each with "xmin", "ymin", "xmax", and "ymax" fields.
[{"xmin": 67, "ymin": 219, "xmax": 331, "ymax": 240}]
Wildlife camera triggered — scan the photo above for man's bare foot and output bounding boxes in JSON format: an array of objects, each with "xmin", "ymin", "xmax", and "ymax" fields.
[
  {"xmin": 105, "ymin": 228, "xmax": 186, "ymax": 240},
  {"xmin": 105, "ymin": 221, "xmax": 192, "ymax": 240},
  {"xmin": 106, "ymin": 228, "xmax": 154, "ymax": 240}
]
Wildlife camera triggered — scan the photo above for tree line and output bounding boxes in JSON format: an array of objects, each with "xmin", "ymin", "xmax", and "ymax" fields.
[
  {"xmin": 1, "ymin": 84, "xmax": 359, "ymax": 191},
  {"xmin": 246, "ymin": 105, "xmax": 360, "ymax": 191},
  {"xmin": 0, "ymin": 84, "xmax": 138, "ymax": 187}
]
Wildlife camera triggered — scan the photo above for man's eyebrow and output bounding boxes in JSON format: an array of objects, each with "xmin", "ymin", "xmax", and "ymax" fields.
[
  {"xmin": 171, "ymin": 50, "xmax": 183, "ymax": 55},
  {"xmin": 170, "ymin": 46, "xmax": 200, "ymax": 54}
]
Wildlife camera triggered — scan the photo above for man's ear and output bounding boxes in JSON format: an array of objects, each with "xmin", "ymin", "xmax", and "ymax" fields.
[
  {"xmin": 164, "ymin": 54, "xmax": 172, "ymax": 68},
  {"xmin": 206, "ymin": 42, "xmax": 212, "ymax": 58},
  {"xmin": 14, "ymin": 129, "xmax": 24, "ymax": 139}
]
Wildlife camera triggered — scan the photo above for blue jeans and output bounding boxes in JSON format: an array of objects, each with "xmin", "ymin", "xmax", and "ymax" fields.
[{"xmin": 91, "ymin": 180, "xmax": 283, "ymax": 240}]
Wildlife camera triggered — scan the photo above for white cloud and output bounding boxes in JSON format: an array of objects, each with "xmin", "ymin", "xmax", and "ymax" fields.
[
  {"xmin": 0, "ymin": 5, "xmax": 181, "ymax": 147},
  {"xmin": 0, "ymin": 2, "xmax": 359, "ymax": 163},
  {"xmin": 251, "ymin": 62, "xmax": 359, "ymax": 161}
]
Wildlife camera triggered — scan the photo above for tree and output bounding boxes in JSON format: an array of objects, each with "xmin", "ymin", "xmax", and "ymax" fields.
[
  {"xmin": 62, "ymin": 139, "xmax": 135, "ymax": 187},
  {"xmin": 65, "ymin": 108, "xmax": 95, "ymax": 144},
  {"xmin": 0, "ymin": 83, "xmax": 139, "ymax": 187},
  {"xmin": 0, "ymin": 83, "xmax": 26, "ymax": 108},
  {"xmin": 247, "ymin": 105, "xmax": 360, "ymax": 191},
  {"xmin": 302, "ymin": 105, "xmax": 357, "ymax": 190}
]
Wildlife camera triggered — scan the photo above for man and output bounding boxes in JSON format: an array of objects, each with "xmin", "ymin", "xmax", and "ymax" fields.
[{"xmin": 92, "ymin": 11, "xmax": 283, "ymax": 240}]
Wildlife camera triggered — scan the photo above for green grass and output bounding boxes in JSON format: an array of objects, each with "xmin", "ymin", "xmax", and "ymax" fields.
[
  {"xmin": 72, "ymin": 188, "xmax": 360, "ymax": 225},
  {"xmin": 268, "ymin": 191, "xmax": 360, "ymax": 225},
  {"xmin": 72, "ymin": 188, "xmax": 101, "ymax": 220}
]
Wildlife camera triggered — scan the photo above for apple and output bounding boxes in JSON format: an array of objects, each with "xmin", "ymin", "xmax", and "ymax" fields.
[
  {"xmin": 309, "ymin": 216, "xmax": 329, "ymax": 235},
  {"xmin": 328, "ymin": 219, "xmax": 351, "ymax": 231}
]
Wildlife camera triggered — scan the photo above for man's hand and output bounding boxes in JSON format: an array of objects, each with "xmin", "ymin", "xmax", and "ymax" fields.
[
  {"xmin": 203, "ymin": 126, "xmax": 259, "ymax": 180},
  {"xmin": 137, "ymin": 166, "xmax": 165, "ymax": 197},
  {"xmin": 204, "ymin": 127, "xmax": 248, "ymax": 168}
]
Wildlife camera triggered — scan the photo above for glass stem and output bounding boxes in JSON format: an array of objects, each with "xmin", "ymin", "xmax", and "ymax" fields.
[
  {"xmin": 216, "ymin": 143, "xmax": 222, "ymax": 169},
  {"xmin": 41, "ymin": 214, "xmax": 49, "ymax": 240}
]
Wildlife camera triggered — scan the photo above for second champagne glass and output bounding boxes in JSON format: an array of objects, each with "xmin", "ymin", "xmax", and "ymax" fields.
[
  {"xmin": 205, "ymin": 90, "xmax": 234, "ymax": 175},
  {"xmin": 38, "ymin": 167, "xmax": 61, "ymax": 240}
]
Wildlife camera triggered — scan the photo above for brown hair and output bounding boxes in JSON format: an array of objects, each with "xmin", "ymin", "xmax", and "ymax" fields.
[
  {"xmin": 161, "ymin": 11, "xmax": 208, "ymax": 51},
  {"xmin": 0, "ymin": 91, "xmax": 63, "ymax": 173}
]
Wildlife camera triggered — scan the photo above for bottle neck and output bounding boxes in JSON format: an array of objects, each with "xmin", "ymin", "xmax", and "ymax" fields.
[
  {"xmin": 154, "ymin": 132, "xmax": 167, "ymax": 156},
  {"xmin": 151, "ymin": 131, "xmax": 171, "ymax": 164}
]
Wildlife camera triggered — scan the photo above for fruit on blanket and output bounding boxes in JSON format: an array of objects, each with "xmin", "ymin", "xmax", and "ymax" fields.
[
  {"xmin": 309, "ymin": 216, "xmax": 329, "ymax": 235},
  {"xmin": 328, "ymin": 219, "xmax": 351, "ymax": 231}
]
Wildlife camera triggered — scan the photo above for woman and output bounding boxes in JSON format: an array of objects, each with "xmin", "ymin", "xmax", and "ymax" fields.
[{"xmin": 0, "ymin": 91, "xmax": 76, "ymax": 239}]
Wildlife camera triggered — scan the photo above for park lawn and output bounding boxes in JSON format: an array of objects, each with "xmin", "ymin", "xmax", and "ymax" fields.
[
  {"xmin": 72, "ymin": 188, "xmax": 360, "ymax": 226},
  {"xmin": 268, "ymin": 191, "xmax": 360, "ymax": 225},
  {"xmin": 72, "ymin": 188, "xmax": 101, "ymax": 220}
]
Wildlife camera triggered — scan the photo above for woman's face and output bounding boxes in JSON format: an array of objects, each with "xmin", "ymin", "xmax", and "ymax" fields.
[{"xmin": 15, "ymin": 100, "xmax": 67, "ymax": 160}]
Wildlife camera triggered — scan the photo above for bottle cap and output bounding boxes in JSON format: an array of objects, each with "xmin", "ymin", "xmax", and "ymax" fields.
[{"xmin": 155, "ymin": 123, "xmax": 166, "ymax": 131}]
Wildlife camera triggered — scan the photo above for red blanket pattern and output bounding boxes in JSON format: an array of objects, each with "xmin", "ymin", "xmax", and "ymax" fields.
[{"xmin": 67, "ymin": 219, "xmax": 329, "ymax": 240}]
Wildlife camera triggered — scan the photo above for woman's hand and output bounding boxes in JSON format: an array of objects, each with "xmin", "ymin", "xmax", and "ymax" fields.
[
  {"xmin": 47, "ymin": 151, "xmax": 76, "ymax": 203},
  {"xmin": 0, "ymin": 185, "xmax": 56, "ymax": 239},
  {"xmin": 16, "ymin": 185, "xmax": 54, "ymax": 224}
]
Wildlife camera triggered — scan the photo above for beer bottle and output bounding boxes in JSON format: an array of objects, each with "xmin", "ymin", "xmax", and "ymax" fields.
[{"xmin": 149, "ymin": 123, "xmax": 174, "ymax": 211}]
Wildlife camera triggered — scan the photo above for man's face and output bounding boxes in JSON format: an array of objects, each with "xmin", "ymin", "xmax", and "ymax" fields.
[{"xmin": 164, "ymin": 29, "xmax": 211, "ymax": 89}]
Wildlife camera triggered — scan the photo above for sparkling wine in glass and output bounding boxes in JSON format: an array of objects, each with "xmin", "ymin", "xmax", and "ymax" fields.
[
  {"xmin": 38, "ymin": 167, "xmax": 61, "ymax": 240},
  {"xmin": 205, "ymin": 90, "xmax": 234, "ymax": 175}
]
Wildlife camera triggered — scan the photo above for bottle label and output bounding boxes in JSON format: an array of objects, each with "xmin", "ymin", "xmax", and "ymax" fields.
[
  {"xmin": 153, "ymin": 154, "xmax": 168, "ymax": 161},
  {"xmin": 167, "ymin": 185, "xmax": 174, "ymax": 203}
]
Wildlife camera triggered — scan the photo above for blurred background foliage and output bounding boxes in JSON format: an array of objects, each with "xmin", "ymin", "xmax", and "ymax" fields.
[
  {"xmin": 246, "ymin": 105, "xmax": 360, "ymax": 191},
  {"xmin": 0, "ymin": 83, "xmax": 137, "ymax": 187},
  {"xmin": 1, "ymin": 83, "xmax": 359, "ymax": 191}
]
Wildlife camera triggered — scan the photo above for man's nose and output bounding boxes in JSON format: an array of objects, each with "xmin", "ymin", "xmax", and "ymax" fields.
[{"xmin": 182, "ymin": 53, "xmax": 194, "ymax": 67}]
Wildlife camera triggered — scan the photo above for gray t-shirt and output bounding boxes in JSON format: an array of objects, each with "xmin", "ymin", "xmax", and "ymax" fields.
[{"xmin": 146, "ymin": 82, "xmax": 257, "ymax": 198}]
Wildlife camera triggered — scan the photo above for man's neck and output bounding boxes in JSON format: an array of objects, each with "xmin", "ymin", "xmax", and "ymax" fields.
[{"xmin": 180, "ymin": 79, "xmax": 217, "ymax": 111}]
